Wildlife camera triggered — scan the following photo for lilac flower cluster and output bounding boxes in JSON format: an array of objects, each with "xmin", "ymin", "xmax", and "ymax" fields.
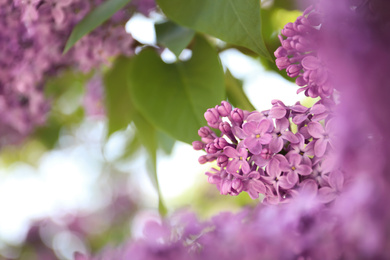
[
  {"xmin": 193, "ymin": 100, "xmax": 341, "ymax": 204},
  {"xmin": 0, "ymin": 0, "xmax": 155, "ymax": 147},
  {"xmin": 274, "ymin": 5, "xmax": 333, "ymax": 98}
]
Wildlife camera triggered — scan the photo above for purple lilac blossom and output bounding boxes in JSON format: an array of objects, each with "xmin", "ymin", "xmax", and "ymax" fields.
[
  {"xmin": 194, "ymin": 100, "xmax": 340, "ymax": 204},
  {"xmin": 275, "ymin": 5, "xmax": 332, "ymax": 98}
]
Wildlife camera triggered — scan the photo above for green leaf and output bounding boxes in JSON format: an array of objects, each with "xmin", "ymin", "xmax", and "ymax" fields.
[
  {"xmin": 225, "ymin": 69, "xmax": 256, "ymax": 111},
  {"xmin": 119, "ymin": 133, "xmax": 142, "ymax": 161},
  {"xmin": 155, "ymin": 20, "xmax": 195, "ymax": 57},
  {"xmin": 103, "ymin": 56, "xmax": 135, "ymax": 136},
  {"xmin": 129, "ymin": 35, "xmax": 225, "ymax": 144},
  {"xmin": 63, "ymin": 0, "xmax": 132, "ymax": 53},
  {"xmin": 157, "ymin": 130, "xmax": 175, "ymax": 155},
  {"xmin": 133, "ymin": 113, "xmax": 167, "ymax": 216},
  {"xmin": 157, "ymin": 0, "xmax": 271, "ymax": 59}
]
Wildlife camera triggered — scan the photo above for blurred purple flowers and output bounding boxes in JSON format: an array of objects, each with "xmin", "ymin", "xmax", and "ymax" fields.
[{"xmin": 0, "ymin": 0, "xmax": 155, "ymax": 147}]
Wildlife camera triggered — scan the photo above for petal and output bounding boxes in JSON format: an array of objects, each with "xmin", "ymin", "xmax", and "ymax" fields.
[
  {"xmin": 279, "ymin": 176, "xmax": 295, "ymax": 189},
  {"xmin": 299, "ymin": 126, "xmax": 311, "ymax": 139},
  {"xmin": 223, "ymin": 146, "xmax": 238, "ymax": 158},
  {"xmin": 252, "ymin": 154, "xmax": 269, "ymax": 167},
  {"xmin": 303, "ymin": 141, "xmax": 315, "ymax": 156},
  {"xmin": 237, "ymin": 148, "xmax": 248, "ymax": 159},
  {"xmin": 310, "ymin": 104, "xmax": 327, "ymax": 114},
  {"xmin": 276, "ymin": 117, "xmax": 290, "ymax": 131},
  {"xmin": 267, "ymin": 158, "xmax": 281, "ymax": 178},
  {"xmin": 221, "ymin": 180, "xmax": 232, "ymax": 195},
  {"xmin": 307, "ymin": 122, "xmax": 325, "ymax": 138},
  {"xmin": 226, "ymin": 160, "xmax": 240, "ymax": 174},
  {"xmin": 300, "ymin": 179, "xmax": 318, "ymax": 197},
  {"xmin": 247, "ymin": 171, "xmax": 261, "ymax": 179},
  {"xmin": 249, "ymin": 179, "xmax": 266, "ymax": 194},
  {"xmin": 244, "ymin": 138, "xmax": 262, "ymax": 155},
  {"xmin": 318, "ymin": 187, "xmax": 337, "ymax": 203},
  {"xmin": 282, "ymin": 131, "xmax": 299, "ymax": 143},
  {"xmin": 287, "ymin": 153, "xmax": 302, "ymax": 166},
  {"xmin": 291, "ymin": 104, "xmax": 309, "ymax": 113},
  {"xmin": 302, "ymin": 55, "xmax": 321, "ymax": 70},
  {"xmin": 208, "ymin": 175, "xmax": 221, "ymax": 184},
  {"xmin": 259, "ymin": 133, "xmax": 273, "ymax": 145},
  {"xmin": 243, "ymin": 121, "xmax": 257, "ymax": 135},
  {"xmin": 246, "ymin": 111, "xmax": 264, "ymax": 122},
  {"xmin": 293, "ymin": 114, "xmax": 308, "ymax": 125},
  {"xmin": 269, "ymin": 137, "xmax": 284, "ymax": 153},
  {"xmin": 296, "ymin": 164, "xmax": 312, "ymax": 176},
  {"xmin": 328, "ymin": 170, "xmax": 344, "ymax": 191},
  {"xmin": 287, "ymin": 171, "xmax": 299, "ymax": 185},
  {"xmin": 269, "ymin": 106, "xmax": 286, "ymax": 119},
  {"xmin": 314, "ymin": 138, "xmax": 328, "ymax": 157},
  {"xmin": 232, "ymin": 126, "xmax": 247, "ymax": 139},
  {"xmin": 240, "ymin": 161, "xmax": 251, "ymax": 174},
  {"xmin": 258, "ymin": 119, "xmax": 273, "ymax": 134}
]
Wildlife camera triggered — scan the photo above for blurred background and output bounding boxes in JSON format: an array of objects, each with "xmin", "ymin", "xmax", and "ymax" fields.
[{"xmin": 0, "ymin": 1, "xmax": 305, "ymax": 259}]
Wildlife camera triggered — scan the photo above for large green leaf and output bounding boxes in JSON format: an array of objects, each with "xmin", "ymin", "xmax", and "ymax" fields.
[
  {"xmin": 103, "ymin": 56, "xmax": 135, "ymax": 136},
  {"xmin": 63, "ymin": 0, "xmax": 132, "ymax": 53},
  {"xmin": 129, "ymin": 35, "xmax": 225, "ymax": 144},
  {"xmin": 157, "ymin": 0, "xmax": 271, "ymax": 59},
  {"xmin": 155, "ymin": 20, "xmax": 195, "ymax": 58}
]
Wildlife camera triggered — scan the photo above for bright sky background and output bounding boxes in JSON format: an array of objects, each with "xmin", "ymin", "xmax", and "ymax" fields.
[{"xmin": 0, "ymin": 14, "xmax": 301, "ymax": 252}]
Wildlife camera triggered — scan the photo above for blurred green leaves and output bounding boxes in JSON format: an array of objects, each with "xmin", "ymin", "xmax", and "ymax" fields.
[
  {"xmin": 129, "ymin": 35, "xmax": 225, "ymax": 144},
  {"xmin": 64, "ymin": 0, "xmax": 132, "ymax": 53},
  {"xmin": 157, "ymin": 0, "xmax": 271, "ymax": 59}
]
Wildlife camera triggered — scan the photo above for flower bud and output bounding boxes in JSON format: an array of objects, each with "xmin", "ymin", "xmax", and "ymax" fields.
[
  {"xmin": 287, "ymin": 64, "xmax": 302, "ymax": 78},
  {"xmin": 217, "ymin": 155, "xmax": 229, "ymax": 167},
  {"xmin": 276, "ymin": 57, "xmax": 291, "ymax": 70},
  {"xmin": 204, "ymin": 108, "xmax": 219, "ymax": 125},
  {"xmin": 219, "ymin": 122, "xmax": 232, "ymax": 135},
  {"xmin": 198, "ymin": 126, "xmax": 212, "ymax": 137},
  {"xmin": 205, "ymin": 143, "xmax": 218, "ymax": 154},
  {"xmin": 198, "ymin": 155, "xmax": 208, "ymax": 164},
  {"xmin": 214, "ymin": 137, "xmax": 228, "ymax": 149},
  {"xmin": 230, "ymin": 108, "xmax": 244, "ymax": 124},
  {"xmin": 232, "ymin": 178, "xmax": 244, "ymax": 193},
  {"xmin": 217, "ymin": 101, "xmax": 232, "ymax": 117},
  {"xmin": 274, "ymin": 47, "xmax": 287, "ymax": 58},
  {"xmin": 192, "ymin": 141, "xmax": 204, "ymax": 150}
]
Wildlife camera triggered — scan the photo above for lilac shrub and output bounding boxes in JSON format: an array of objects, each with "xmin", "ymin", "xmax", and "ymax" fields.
[{"xmin": 76, "ymin": 0, "xmax": 390, "ymax": 259}]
